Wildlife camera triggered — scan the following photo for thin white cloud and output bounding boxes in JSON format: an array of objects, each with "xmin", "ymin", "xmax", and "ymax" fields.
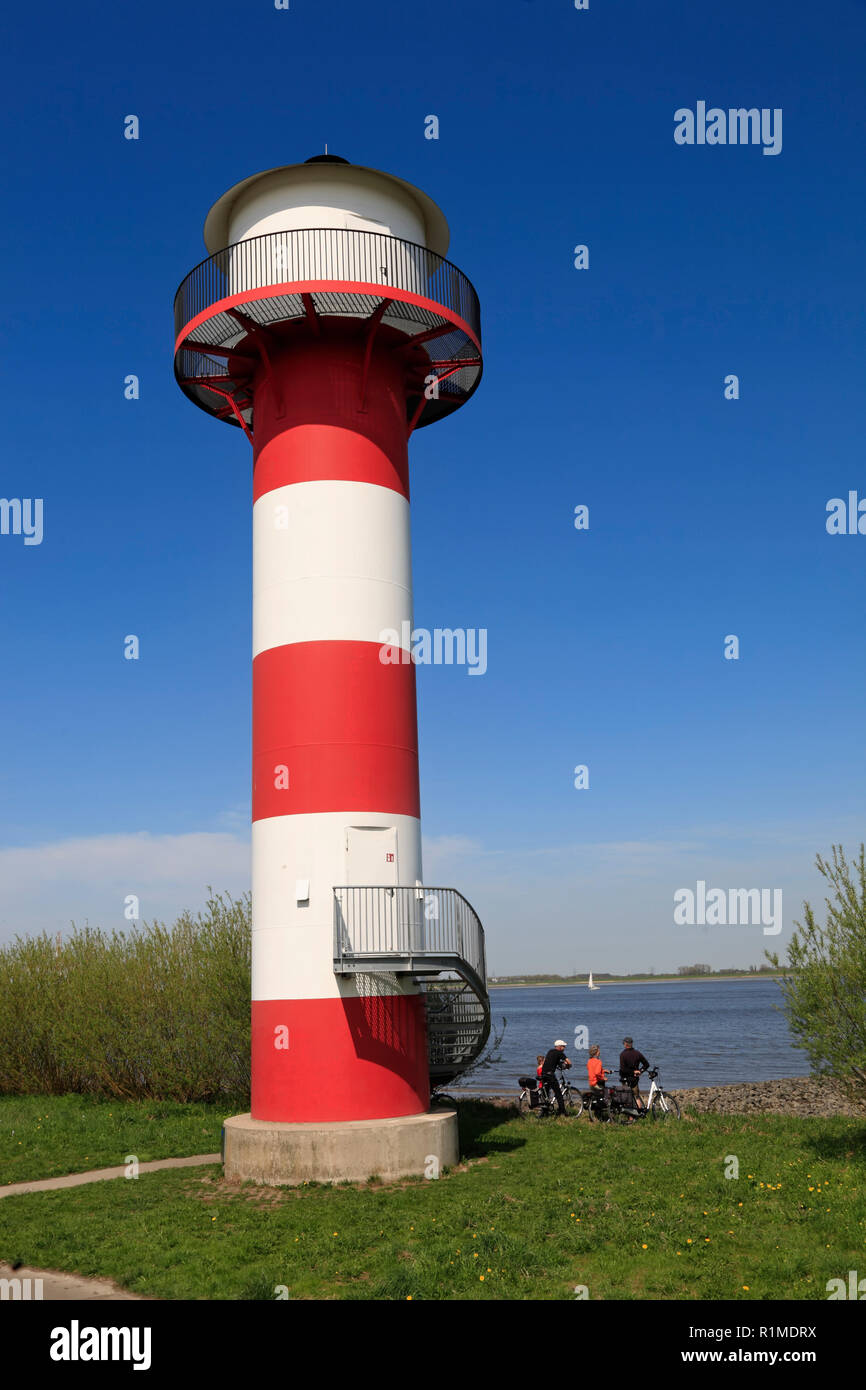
[
  {"xmin": 0, "ymin": 831, "xmax": 250, "ymax": 945},
  {"xmin": 1, "ymin": 820, "xmax": 851, "ymax": 972},
  {"xmin": 420, "ymin": 824, "xmax": 845, "ymax": 974}
]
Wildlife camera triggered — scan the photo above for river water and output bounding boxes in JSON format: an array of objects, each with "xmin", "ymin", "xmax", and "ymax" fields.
[{"xmin": 452, "ymin": 979, "xmax": 805, "ymax": 1095}]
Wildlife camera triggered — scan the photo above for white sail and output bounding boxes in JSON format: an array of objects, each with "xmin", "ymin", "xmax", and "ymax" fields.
[{"xmin": 588, "ymin": 972, "xmax": 599, "ymax": 991}]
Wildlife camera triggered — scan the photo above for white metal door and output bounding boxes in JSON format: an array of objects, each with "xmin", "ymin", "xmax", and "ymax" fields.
[
  {"xmin": 346, "ymin": 826, "xmax": 398, "ymax": 885},
  {"xmin": 346, "ymin": 826, "xmax": 399, "ymax": 951}
]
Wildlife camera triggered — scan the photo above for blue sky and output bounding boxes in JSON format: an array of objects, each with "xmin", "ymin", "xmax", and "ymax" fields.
[{"xmin": 0, "ymin": 0, "xmax": 863, "ymax": 971}]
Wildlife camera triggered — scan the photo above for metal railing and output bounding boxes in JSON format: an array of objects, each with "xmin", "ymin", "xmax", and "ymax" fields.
[
  {"xmin": 333, "ymin": 885, "xmax": 490, "ymax": 1086},
  {"xmin": 333, "ymin": 885, "xmax": 486, "ymax": 985},
  {"xmin": 425, "ymin": 982, "xmax": 491, "ymax": 1083},
  {"xmin": 174, "ymin": 227, "xmax": 482, "ymax": 345}
]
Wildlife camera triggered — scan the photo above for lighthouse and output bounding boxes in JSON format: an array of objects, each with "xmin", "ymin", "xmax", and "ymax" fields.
[{"xmin": 173, "ymin": 156, "xmax": 488, "ymax": 1183}]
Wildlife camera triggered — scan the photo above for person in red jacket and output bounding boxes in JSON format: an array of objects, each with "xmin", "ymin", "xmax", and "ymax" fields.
[{"xmin": 586, "ymin": 1044, "xmax": 610, "ymax": 1092}]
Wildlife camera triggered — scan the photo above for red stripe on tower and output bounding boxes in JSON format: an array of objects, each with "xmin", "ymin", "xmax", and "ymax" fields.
[
  {"xmin": 252, "ymin": 334, "xmax": 411, "ymax": 501},
  {"xmin": 252, "ymin": 640, "xmax": 420, "ymax": 822},
  {"xmin": 251, "ymin": 996, "xmax": 429, "ymax": 1122}
]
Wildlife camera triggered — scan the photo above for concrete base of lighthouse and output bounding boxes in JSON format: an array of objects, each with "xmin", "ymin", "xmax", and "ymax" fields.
[{"xmin": 222, "ymin": 1110, "xmax": 458, "ymax": 1186}]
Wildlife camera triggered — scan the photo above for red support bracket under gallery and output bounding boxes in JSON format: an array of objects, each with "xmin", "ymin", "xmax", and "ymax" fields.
[{"xmin": 358, "ymin": 299, "xmax": 392, "ymax": 412}]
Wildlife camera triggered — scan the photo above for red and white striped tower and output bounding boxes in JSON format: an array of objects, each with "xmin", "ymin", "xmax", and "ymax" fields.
[{"xmin": 173, "ymin": 157, "xmax": 483, "ymax": 1177}]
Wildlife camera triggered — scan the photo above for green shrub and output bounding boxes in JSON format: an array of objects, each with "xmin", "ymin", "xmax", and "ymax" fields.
[
  {"xmin": 767, "ymin": 844, "xmax": 866, "ymax": 1104},
  {"xmin": 0, "ymin": 891, "xmax": 251, "ymax": 1103}
]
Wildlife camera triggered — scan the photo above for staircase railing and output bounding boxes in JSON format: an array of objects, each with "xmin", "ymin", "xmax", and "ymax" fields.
[
  {"xmin": 333, "ymin": 885, "xmax": 486, "ymax": 997},
  {"xmin": 333, "ymin": 885, "xmax": 490, "ymax": 1084}
]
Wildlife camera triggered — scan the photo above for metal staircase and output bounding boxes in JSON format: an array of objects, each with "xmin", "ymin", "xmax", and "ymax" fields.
[{"xmin": 333, "ymin": 886, "xmax": 491, "ymax": 1087}]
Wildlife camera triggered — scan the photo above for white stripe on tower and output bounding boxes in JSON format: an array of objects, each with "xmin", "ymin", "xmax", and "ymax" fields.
[{"xmin": 252, "ymin": 480, "xmax": 413, "ymax": 656}]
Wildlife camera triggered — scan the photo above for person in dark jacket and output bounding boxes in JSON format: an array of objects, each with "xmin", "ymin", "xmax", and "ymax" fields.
[
  {"xmin": 541, "ymin": 1039, "xmax": 572, "ymax": 1115},
  {"xmin": 619, "ymin": 1037, "xmax": 650, "ymax": 1110}
]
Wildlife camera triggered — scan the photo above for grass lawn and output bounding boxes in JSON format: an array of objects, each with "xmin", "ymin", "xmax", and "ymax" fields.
[
  {"xmin": 0, "ymin": 1094, "xmax": 232, "ymax": 1184},
  {"xmin": 1, "ymin": 1101, "xmax": 864, "ymax": 1299}
]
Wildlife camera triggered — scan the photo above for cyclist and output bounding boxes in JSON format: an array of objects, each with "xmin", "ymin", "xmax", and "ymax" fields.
[
  {"xmin": 586, "ymin": 1044, "xmax": 610, "ymax": 1092},
  {"xmin": 619, "ymin": 1036, "xmax": 650, "ymax": 1111},
  {"xmin": 585, "ymin": 1044, "xmax": 610, "ymax": 1119},
  {"xmin": 541, "ymin": 1039, "xmax": 572, "ymax": 1116}
]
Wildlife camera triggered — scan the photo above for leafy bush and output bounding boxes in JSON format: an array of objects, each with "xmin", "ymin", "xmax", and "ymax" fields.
[
  {"xmin": 0, "ymin": 891, "xmax": 251, "ymax": 1102},
  {"xmin": 767, "ymin": 845, "xmax": 866, "ymax": 1102}
]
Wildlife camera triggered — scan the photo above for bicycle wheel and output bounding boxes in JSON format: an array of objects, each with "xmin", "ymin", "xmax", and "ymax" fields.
[
  {"xmin": 609, "ymin": 1107, "xmax": 633, "ymax": 1125},
  {"xmin": 651, "ymin": 1091, "xmax": 681, "ymax": 1121},
  {"xmin": 564, "ymin": 1087, "xmax": 583, "ymax": 1117}
]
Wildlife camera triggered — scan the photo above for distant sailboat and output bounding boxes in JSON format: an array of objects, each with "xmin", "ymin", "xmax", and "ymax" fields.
[{"xmin": 588, "ymin": 973, "xmax": 599, "ymax": 991}]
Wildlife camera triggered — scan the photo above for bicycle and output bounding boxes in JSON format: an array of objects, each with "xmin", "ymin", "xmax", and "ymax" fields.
[
  {"xmin": 518, "ymin": 1071, "xmax": 583, "ymax": 1117},
  {"xmin": 580, "ymin": 1087, "xmax": 615, "ymax": 1122},
  {"xmin": 645, "ymin": 1066, "xmax": 681, "ymax": 1120},
  {"xmin": 559, "ymin": 1072, "xmax": 583, "ymax": 1114},
  {"xmin": 607, "ymin": 1066, "xmax": 681, "ymax": 1123}
]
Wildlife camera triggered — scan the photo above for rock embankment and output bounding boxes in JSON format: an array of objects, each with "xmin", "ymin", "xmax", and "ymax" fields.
[
  {"xmin": 471, "ymin": 1077, "xmax": 866, "ymax": 1118},
  {"xmin": 667, "ymin": 1076, "xmax": 865, "ymax": 1118}
]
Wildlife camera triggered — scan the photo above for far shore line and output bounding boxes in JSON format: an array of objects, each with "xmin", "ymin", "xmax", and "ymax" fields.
[{"xmin": 488, "ymin": 974, "xmax": 787, "ymax": 989}]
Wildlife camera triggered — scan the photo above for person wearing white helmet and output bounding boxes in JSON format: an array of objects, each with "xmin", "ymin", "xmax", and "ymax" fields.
[{"xmin": 540, "ymin": 1039, "xmax": 572, "ymax": 1116}]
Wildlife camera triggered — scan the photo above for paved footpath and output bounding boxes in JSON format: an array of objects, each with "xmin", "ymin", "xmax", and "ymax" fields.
[
  {"xmin": 0, "ymin": 1152, "xmax": 220, "ymax": 1200},
  {"xmin": 0, "ymin": 1261, "xmax": 152, "ymax": 1300},
  {"xmin": 1, "ymin": 1153, "xmax": 220, "ymax": 1299}
]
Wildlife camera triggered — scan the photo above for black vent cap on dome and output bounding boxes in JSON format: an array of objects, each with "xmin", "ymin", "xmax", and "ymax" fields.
[{"xmin": 304, "ymin": 154, "xmax": 350, "ymax": 165}]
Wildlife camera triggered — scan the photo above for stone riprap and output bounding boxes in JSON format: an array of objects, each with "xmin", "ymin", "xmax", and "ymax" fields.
[{"xmin": 468, "ymin": 1077, "xmax": 866, "ymax": 1119}]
